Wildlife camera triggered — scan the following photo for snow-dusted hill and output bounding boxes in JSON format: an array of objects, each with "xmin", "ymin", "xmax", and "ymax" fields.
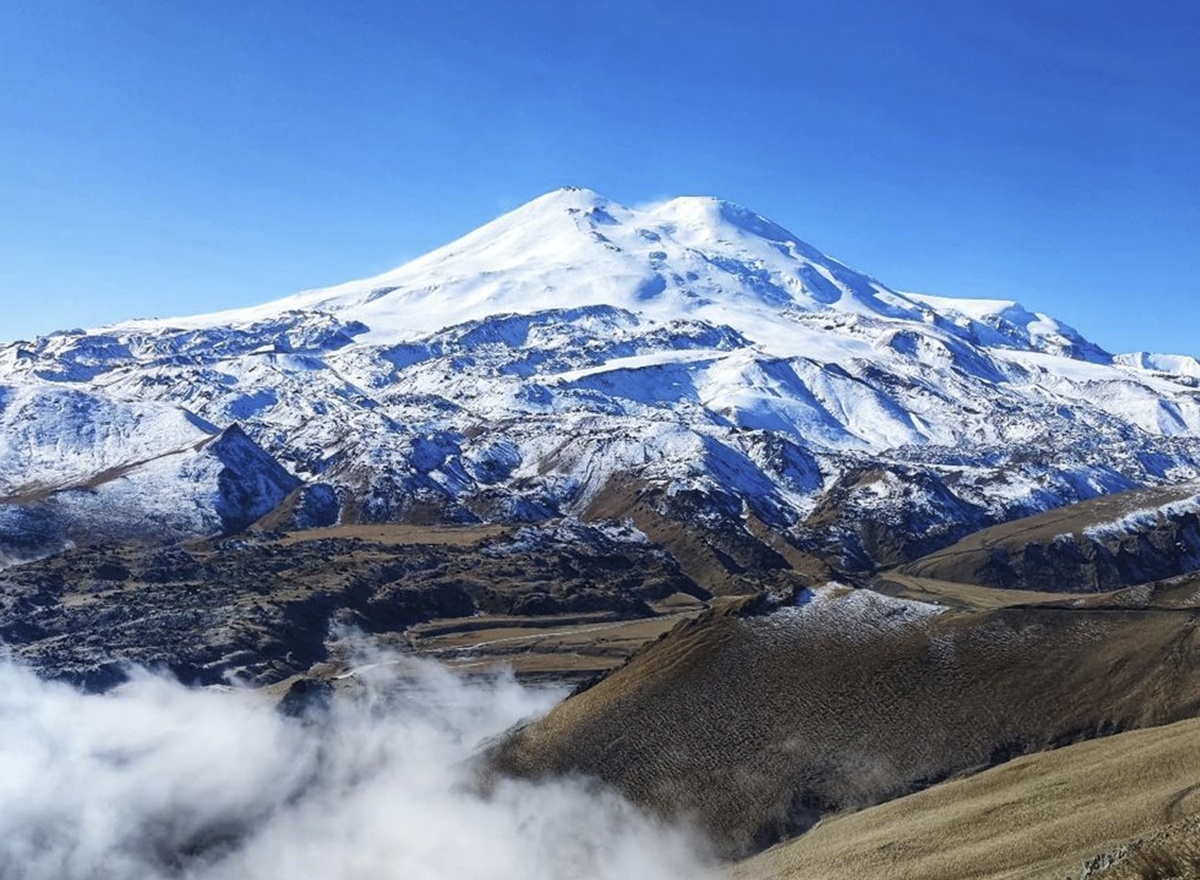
[{"xmin": 3, "ymin": 187, "xmax": 1200, "ymax": 571}]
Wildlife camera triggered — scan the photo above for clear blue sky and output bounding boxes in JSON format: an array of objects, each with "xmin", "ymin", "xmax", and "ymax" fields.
[{"xmin": 2, "ymin": 0, "xmax": 1197, "ymax": 354}]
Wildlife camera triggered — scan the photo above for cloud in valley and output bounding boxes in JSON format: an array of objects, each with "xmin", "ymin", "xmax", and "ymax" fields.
[{"xmin": 0, "ymin": 649, "xmax": 714, "ymax": 880}]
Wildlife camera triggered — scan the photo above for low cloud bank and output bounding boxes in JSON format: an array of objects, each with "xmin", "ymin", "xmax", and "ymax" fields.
[{"xmin": 0, "ymin": 650, "xmax": 714, "ymax": 880}]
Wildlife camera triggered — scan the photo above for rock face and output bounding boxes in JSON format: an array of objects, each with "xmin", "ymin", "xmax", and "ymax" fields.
[{"xmin": 4, "ymin": 188, "xmax": 1200, "ymax": 573}]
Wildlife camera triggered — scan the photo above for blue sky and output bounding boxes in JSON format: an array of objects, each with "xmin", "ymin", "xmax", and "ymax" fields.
[{"xmin": 1, "ymin": 0, "xmax": 1197, "ymax": 354}]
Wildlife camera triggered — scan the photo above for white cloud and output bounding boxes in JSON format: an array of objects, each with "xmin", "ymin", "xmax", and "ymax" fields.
[{"xmin": 0, "ymin": 649, "xmax": 715, "ymax": 880}]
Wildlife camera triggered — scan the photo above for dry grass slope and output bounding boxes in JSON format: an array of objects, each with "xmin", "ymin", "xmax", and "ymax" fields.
[
  {"xmin": 1089, "ymin": 814, "xmax": 1200, "ymax": 880},
  {"xmin": 733, "ymin": 715, "xmax": 1200, "ymax": 880},
  {"xmin": 490, "ymin": 589, "xmax": 1200, "ymax": 857}
]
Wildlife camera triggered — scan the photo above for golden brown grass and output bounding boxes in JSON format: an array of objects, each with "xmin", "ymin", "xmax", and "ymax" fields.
[
  {"xmin": 734, "ymin": 716, "xmax": 1200, "ymax": 880},
  {"xmin": 878, "ymin": 572, "xmax": 1076, "ymax": 609},
  {"xmin": 1090, "ymin": 814, "xmax": 1200, "ymax": 879},
  {"xmin": 408, "ymin": 611, "xmax": 701, "ymax": 677}
]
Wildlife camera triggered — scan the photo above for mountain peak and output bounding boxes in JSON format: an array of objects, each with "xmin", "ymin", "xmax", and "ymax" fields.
[
  {"xmin": 93, "ymin": 185, "xmax": 875, "ymax": 343},
  {"xmin": 520, "ymin": 185, "xmax": 614, "ymax": 213},
  {"xmin": 650, "ymin": 194, "xmax": 777, "ymax": 231},
  {"xmin": 501, "ymin": 189, "xmax": 805, "ymax": 249},
  {"xmin": 95, "ymin": 188, "xmax": 1111, "ymax": 368}
]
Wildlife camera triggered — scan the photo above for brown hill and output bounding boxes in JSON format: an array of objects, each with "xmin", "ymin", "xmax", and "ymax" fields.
[
  {"xmin": 489, "ymin": 584, "xmax": 1200, "ymax": 858},
  {"xmin": 900, "ymin": 482, "xmax": 1200, "ymax": 591}
]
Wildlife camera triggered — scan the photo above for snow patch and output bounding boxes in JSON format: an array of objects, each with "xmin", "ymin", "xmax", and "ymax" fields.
[{"xmin": 1081, "ymin": 493, "xmax": 1200, "ymax": 541}]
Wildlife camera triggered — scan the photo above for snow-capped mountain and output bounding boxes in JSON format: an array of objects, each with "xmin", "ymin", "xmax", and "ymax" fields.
[{"xmin": 3, "ymin": 187, "xmax": 1200, "ymax": 572}]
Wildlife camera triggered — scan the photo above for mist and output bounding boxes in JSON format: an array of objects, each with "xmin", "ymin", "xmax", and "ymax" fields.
[
  {"xmin": 0, "ymin": 648, "xmax": 716, "ymax": 880},
  {"xmin": 0, "ymin": 539, "xmax": 75, "ymax": 572}
]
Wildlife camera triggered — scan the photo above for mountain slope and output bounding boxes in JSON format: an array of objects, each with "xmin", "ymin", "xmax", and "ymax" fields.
[
  {"xmin": 733, "ymin": 713, "xmax": 1200, "ymax": 880},
  {"xmin": 488, "ymin": 582, "xmax": 1200, "ymax": 858},
  {"xmin": 0, "ymin": 424, "xmax": 299, "ymax": 563},
  {"xmin": 3, "ymin": 188, "xmax": 1200, "ymax": 574},
  {"xmin": 899, "ymin": 481, "xmax": 1200, "ymax": 591}
]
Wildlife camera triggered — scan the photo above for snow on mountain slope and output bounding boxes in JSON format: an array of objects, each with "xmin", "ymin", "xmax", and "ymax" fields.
[
  {"xmin": 1115, "ymin": 351, "xmax": 1200, "ymax": 380},
  {"xmin": 904, "ymin": 292, "xmax": 1108, "ymax": 362},
  {"xmin": 101, "ymin": 188, "xmax": 924, "ymax": 347},
  {"xmin": 0, "ymin": 424, "xmax": 299, "ymax": 562},
  {"xmin": 3, "ymin": 187, "xmax": 1200, "ymax": 569},
  {"xmin": 0, "ymin": 383, "xmax": 217, "ymax": 497}
]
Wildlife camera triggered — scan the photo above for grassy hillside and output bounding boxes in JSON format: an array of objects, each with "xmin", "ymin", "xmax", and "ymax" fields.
[
  {"xmin": 733, "ymin": 714, "xmax": 1200, "ymax": 880},
  {"xmin": 490, "ymin": 586, "xmax": 1200, "ymax": 857}
]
